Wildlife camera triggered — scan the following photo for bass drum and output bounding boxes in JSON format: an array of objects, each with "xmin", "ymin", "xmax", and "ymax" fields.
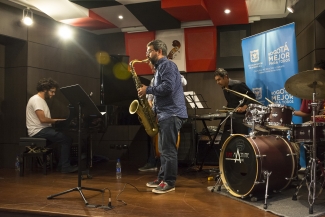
[{"xmin": 219, "ymin": 134, "xmax": 297, "ymax": 198}]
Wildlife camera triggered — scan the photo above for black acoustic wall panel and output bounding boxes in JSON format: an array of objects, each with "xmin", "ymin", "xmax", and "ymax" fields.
[{"xmin": 217, "ymin": 24, "xmax": 251, "ymax": 70}]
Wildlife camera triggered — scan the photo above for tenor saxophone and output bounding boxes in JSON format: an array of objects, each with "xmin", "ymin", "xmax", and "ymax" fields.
[{"xmin": 129, "ymin": 59, "xmax": 158, "ymax": 137}]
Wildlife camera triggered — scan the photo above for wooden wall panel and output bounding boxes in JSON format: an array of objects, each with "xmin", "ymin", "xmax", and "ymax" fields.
[
  {"xmin": 296, "ymin": 22, "xmax": 315, "ymax": 60},
  {"xmin": 286, "ymin": 0, "xmax": 314, "ymax": 35},
  {"xmin": 250, "ymin": 18, "xmax": 287, "ymax": 35},
  {"xmin": 5, "ymin": 40, "xmax": 27, "ymax": 68},
  {"xmin": 315, "ymin": 0, "xmax": 325, "ymax": 18},
  {"xmin": 316, "ymin": 13, "xmax": 325, "ymax": 49},
  {"xmin": 27, "ymin": 42, "xmax": 99, "ymax": 79},
  {"xmin": 315, "ymin": 49, "xmax": 325, "ymax": 62},
  {"xmin": 0, "ymin": 2, "xmax": 27, "ymax": 41},
  {"xmin": 3, "ymin": 67, "xmax": 27, "ymax": 143},
  {"xmin": 298, "ymin": 51, "xmax": 315, "ymax": 72}
]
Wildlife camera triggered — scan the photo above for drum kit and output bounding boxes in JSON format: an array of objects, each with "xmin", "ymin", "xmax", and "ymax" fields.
[{"xmin": 212, "ymin": 70, "xmax": 325, "ymax": 213}]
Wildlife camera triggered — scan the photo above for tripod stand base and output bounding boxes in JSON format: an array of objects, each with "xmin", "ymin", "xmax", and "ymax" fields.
[{"xmin": 47, "ymin": 186, "xmax": 104, "ymax": 205}]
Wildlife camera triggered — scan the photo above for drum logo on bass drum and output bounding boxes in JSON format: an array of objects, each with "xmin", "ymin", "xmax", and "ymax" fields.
[{"xmin": 225, "ymin": 139, "xmax": 249, "ymax": 162}]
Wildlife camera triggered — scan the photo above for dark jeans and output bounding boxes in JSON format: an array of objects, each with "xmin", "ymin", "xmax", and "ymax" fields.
[
  {"xmin": 157, "ymin": 116, "xmax": 186, "ymax": 187},
  {"xmin": 33, "ymin": 127, "xmax": 72, "ymax": 168}
]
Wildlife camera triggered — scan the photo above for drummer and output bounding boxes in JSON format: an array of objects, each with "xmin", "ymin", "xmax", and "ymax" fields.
[
  {"xmin": 293, "ymin": 60, "xmax": 325, "ymax": 122},
  {"xmin": 214, "ymin": 68, "xmax": 256, "ymax": 147}
]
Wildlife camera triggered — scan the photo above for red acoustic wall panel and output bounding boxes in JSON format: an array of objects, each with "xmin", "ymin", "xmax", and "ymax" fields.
[
  {"xmin": 161, "ymin": 0, "xmax": 210, "ymax": 22},
  {"xmin": 184, "ymin": 27, "xmax": 216, "ymax": 72},
  {"xmin": 125, "ymin": 31, "xmax": 155, "ymax": 75}
]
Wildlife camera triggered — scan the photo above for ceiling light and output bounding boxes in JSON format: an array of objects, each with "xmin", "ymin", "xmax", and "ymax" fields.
[
  {"xmin": 121, "ymin": 26, "xmax": 148, "ymax": 33},
  {"xmin": 287, "ymin": 6, "xmax": 294, "ymax": 13},
  {"xmin": 224, "ymin": 9, "xmax": 231, "ymax": 14},
  {"xmin": 118, "ymin": 15, "xmax": 123, "ymax": 19},
  {"xmin": 22, "ymin": 8, "xmax": 33, "ymax": 26}
]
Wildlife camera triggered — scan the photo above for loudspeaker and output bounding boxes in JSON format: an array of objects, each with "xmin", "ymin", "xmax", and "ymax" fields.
[
  {"xmin": 177, "ymin": 122, "xmax": 195, "ymax": 165},
  {"xmin": 196, "ymin": 134, "xmax": 221, "ymax": 166}
]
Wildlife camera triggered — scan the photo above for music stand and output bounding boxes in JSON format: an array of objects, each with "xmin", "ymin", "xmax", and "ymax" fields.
[
  {"xmin": 184, "ymin": 91, "xmax": 211, "ymax": 170},
  {"xmin": 47, "ymin": 84, "xmax": 104, "ymax": 205}
]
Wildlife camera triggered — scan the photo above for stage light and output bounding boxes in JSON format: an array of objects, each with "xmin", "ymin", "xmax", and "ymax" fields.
[
  {"xmin": 287, "ymin": 0, "xmax": 299, "ymax": 13},
  {"xmin": 224, "ymin": 9, "xmax": 231, "ymax": 14},
  {"xmin": 22, "ymin": 8, "xmax": 33, "ymax": 26},
  {"xmin": 58, "ymin": 26, "xmax": 73, "ymax": 39}
]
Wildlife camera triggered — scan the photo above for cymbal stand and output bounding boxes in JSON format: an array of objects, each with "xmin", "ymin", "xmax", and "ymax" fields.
[
  {"xmin": 291, "ymin": 92, "xmax": 318, "ymax": 214},
  {"xmin": 219, "ymin": 98, "xmax": 245, "ymax": 135},
  {"xmin": 211, "ymin": 98, "xmax": 245, "ymax": 192},
  {"xmin": 308, "ymin": 91, "xmax": 317, "ymax": 214}
]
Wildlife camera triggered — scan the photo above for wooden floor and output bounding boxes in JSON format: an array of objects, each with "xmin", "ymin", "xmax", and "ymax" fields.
[{"xmin": 0, "ymin": 161, "xmax": 279, "ymax": 217}]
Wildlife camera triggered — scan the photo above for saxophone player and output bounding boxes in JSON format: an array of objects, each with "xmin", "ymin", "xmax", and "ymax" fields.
[
  {"xmin": 137, "ymin": 39, "xmax": 188, "ymax": 194},
  {"xmin": 138, "ymin": 62, "xmax": 187, "ymax": 172}
]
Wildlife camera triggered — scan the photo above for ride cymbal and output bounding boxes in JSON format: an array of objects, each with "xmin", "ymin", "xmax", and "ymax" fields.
[
  {"xmin": 285, "ymin": 70, "xmax": 325, "ymax": 100},
  {"xmin": 224, "ymin": 88, "xmax": 263, "ymax": 105}
]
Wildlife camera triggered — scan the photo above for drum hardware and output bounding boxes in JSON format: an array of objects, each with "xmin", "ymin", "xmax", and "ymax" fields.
[
  {"xmin": 256, "ymin": 155, "xmax": 266, "ymax": 158},
  {"xmin": 211, "ymin": 172, "xmax": 223, "ymax": 192},
  {"xmin": 265, "ymin": 97, "xmax": 274, "ymax": 104},
  {"xmin": 285, "ymin": 176, "xmax": 297, "ymax": 180},
  {"xmin": 263, "ymin": 170, "xmax": 272, "ymax": 209},
  {"xmin": 255, "ymin": 180, "xmax": 265, "ymax": 184},
  {"xmin": 224, "ymin": 88, "xmax": 263, "ymax": 105},
  {"xmin": 244, "ymin": 104, "xmax": 270, "ymax": 133},
  {"xmin": 285, "ymin": 70, "xmax": 325, "ymax": 214}
]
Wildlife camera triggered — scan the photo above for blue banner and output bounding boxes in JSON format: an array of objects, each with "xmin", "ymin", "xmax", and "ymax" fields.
[{"xmin": 242, "ymin": 23, "xmax": 302, "ymax": 124}]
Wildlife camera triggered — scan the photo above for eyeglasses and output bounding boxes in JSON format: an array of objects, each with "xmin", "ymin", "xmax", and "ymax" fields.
[{"xmin": 146, "ymin": 49, "xmax": 154, "ymax": 55}]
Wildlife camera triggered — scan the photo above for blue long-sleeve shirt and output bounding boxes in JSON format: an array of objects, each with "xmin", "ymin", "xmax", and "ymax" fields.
[{"xmin": 146, "ymin": 57, "xmax": 188, "ymax": 122}]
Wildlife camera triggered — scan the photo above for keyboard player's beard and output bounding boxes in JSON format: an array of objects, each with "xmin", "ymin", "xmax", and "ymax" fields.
[{"xmin": 44, "ymin": 91, "xmax": 51, "ymax": 100}]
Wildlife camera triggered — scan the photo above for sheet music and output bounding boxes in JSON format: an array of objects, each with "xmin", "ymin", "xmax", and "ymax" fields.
[{"xmin": 184, "ymin": 91, "xmax": 204, "ymax": 108}]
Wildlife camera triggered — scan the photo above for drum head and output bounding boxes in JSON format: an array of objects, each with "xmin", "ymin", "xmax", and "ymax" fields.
[
  {"xmin": 220, "ymin": 135, "xmax": 258, "ymax": 197},
  {"xmin": 220, "ymin": 134, "xmax": 297, "ymax": 198}
]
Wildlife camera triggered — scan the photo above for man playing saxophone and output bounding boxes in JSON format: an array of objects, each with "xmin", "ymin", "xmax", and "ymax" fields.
[{"xmin": 137, "ymin": 39, "xmax": 188, "ymax": 194}]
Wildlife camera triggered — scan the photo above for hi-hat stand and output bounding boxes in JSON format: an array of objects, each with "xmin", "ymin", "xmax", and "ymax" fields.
[{"xmin": 47, "ymin": 84, "xmax": 104, "ymax": 205}]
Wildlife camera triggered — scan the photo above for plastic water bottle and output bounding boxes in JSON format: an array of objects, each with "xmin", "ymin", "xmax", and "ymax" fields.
[
  {"xmin": 15, "ymin": 155, "xmax": 20, "ymax": 171},
  {"xmin": 116, "ymin": 158, "xmax": 122, "ymax": 179}
]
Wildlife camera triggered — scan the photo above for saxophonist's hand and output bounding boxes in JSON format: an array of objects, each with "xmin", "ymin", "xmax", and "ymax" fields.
[{"xmin": 137, "ymin": 85, "xmax": 147, "ymax": 98}]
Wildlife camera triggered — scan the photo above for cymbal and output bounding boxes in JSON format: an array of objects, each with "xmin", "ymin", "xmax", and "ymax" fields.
[
  {"xmin": 224, "ymin": 88, "xmax": 263, "ymax": 105},
  {"xmin": 285, "ymin": 70, "xmax": 325, "ymax": 100}
]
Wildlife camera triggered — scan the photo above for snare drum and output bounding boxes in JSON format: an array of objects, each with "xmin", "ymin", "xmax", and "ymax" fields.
[
  {"xmin": 293, "ymin": 122, "xmax": 325, "ymax": 143},
  {"xmin": 265, "ymin": 104, "xmax": 294, "ymax": 130},
  {"xmin": 243, "ymin": 104, "xmax": 270, "ymax": 132}
]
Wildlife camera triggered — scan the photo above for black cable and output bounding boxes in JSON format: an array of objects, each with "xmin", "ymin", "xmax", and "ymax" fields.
[{"xmin": 115, "ymin": 182, "xmax": 154, "ymax": 206}]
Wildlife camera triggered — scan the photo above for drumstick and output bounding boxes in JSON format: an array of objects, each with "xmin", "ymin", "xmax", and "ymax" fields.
[
  {"xmin": 315, "ymin": 115, "xmax": 325, "ymax": 117},
  {"xmin": 265, "ymin": 97, "xmax": 274, "ymax": 104},
  {"xmin": 222, "ymin": 106, "xmax": 234, "ymax": 110}
]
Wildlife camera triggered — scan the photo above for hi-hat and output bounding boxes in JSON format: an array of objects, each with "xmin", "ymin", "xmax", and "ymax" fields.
[
  {"xmin": 224, "ymin": 88, "xmax": 263, "ymax": 105},
  {"xmin": 285, "ymin": 70, "xmax": 325, "ymax": 100}
]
